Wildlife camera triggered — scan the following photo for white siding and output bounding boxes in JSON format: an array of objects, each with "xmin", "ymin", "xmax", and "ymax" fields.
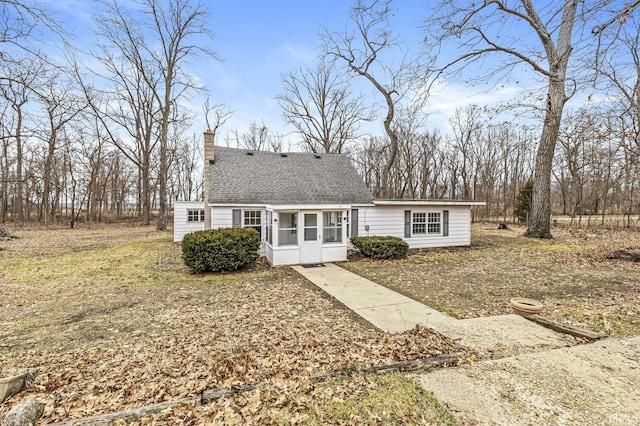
[
  {"xmin": 266, "ymin": 244, "xmax": 274, "ymax": 264},
  {"xmin": 212, "ymin": 208, "xmax": 233, "ymax": 229},
  {"xmin": 271, "ymin": 247, "xmax": 300, "ymax": 265},
  {"xmin": 322, "ymin": 245, "xmax": 348, "ymax": 262},
  {"xmin": 173, "ymin": 201, "xmax": 205, "ymax": 242},
  {"xmin": 359, "ymin": 205, "xmax": 472, "ymax": 248}
]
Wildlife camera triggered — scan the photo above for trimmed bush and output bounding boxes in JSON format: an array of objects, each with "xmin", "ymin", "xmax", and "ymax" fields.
[
  {"xmin": 350, "ymin": 236, "xmax": 409, "ymax": 260},
  {"xmin": 181, "ymin": 227, "xmax": 260, "ymax": 273}
]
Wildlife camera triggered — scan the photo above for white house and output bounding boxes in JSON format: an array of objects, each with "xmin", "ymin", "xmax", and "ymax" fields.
[{"xmin": 173, "ymin": 131, "xmax": 485, "ymax": 266}]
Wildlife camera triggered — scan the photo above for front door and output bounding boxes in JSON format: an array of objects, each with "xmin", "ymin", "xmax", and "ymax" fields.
[{"xmin": 300, "ymin": 211, "xmax": 322, "ymax": 263}]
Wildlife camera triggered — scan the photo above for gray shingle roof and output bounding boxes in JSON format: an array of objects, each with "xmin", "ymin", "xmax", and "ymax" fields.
[{"xmin": 208, "ymin": 146, "xmax": 374, "ymax": 205}]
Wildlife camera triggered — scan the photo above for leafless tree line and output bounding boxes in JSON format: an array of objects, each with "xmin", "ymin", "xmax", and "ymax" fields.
[
  {"xmin": 1, "ymin": 0, "xmax": 212, "ymax": 228},
  {"xmin": 278, "ymin": 0, "xmax": 640, "ymax": 231},
  {"xmin": 1, "ymin": 0, "xmax": 639, "ymax": 231}
]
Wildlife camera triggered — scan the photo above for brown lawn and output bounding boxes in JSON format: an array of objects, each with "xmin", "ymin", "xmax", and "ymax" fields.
[
  {"xmin": 342, "ymin": 223, "xmax": 640, "ymax": 336},
  {"xmin": 0, "ymin": 224, "xmax": 460, "ymax": 425}
]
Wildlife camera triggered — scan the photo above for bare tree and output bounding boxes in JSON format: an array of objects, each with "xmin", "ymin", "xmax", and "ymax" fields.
[
  {"xmin": 35, "ymin": 69, "xmax": 86, "ymax": 224},
  {"xmin": 140, "ymin": 0, "xmax": 216, "ymax": 231},
  {"xmin": 448, "ymin": 106, "xmax": 484, "ymax": 200},
  {"xmin": 92, "ymin": 0, "xmax": 216, "ymax": 230},
  {"xmin": 239, "ymin": 120, "xmax": 284, "ymax": 152},
  {"xmin": 0, "ymin": 56, "xmax": 43, "ymax": 224},
  {"xmin": 593, "ymin": 14, "xmax": 640, "ymax": 226},
  {"xmin": 279, "ymin": 61, "xmax": 371, "ymax": 153},
  {"xmin": 321, "ymin": 0, "xmax": 413, "ymax": 197},
  {"xmin": 0, "ymin": 0, "xmax": 65, "ymax": 65},
  {"xmin": 428, "ymin": 0, "xmax": 585, "ymax": 238}
]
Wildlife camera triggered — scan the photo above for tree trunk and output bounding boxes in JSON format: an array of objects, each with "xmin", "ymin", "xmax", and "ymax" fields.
[
  {"xmin": 1, "ymin": 135, "xmax": 8, "ymax": 223},
  {"xmin": 525, "ymin": 77, "xmax": 566, "ymax": 239},
  {"xmin": 156, "ymin": 79, "xmax": 171, "ymax": 231},
  {"xmin": 42, "ymin": 128, "xmax": 57, "ymax": 225},
  {"xmin": 524, "ymin": 0, "xmax": 578, "ymax": 238},
  {"xmin": 16, "ymin": 106, "xmax": 24, "ymax": 226}
]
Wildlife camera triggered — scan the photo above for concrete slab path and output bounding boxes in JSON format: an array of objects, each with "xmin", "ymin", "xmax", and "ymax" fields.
[
  {"xmin": 295, "ymin": 263, "xmax": 638, "ymax": 426},
  {"xmin": 416, "ymin": 336, "xmax": 640, "ymax": 425},
  {"xmin": 292, "ymin": 263, "xmax": 452, "ymax": 333},
  {"xmin": 293, "ymin": 263, "xmax": 570, "ymax": 355}
]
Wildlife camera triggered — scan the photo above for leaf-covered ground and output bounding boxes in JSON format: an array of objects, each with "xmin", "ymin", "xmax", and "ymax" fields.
[
  {"xmin": 0, "ymin": 225, "xmax": 465, "ymax": 424},
  {"xmin": 342, "ymin": 223, "xmax": 640, "ymax": 337}
]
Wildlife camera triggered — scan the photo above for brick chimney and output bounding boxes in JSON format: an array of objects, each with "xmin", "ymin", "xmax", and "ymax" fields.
[{"xmin": 203, "ymin": 130, "xmax": 215, "ymax": 229}]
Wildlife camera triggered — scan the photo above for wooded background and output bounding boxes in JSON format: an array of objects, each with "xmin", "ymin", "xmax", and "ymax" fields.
[{"xmin": 1, "ymin": 0, "xmax": 638, "ymax": 230}]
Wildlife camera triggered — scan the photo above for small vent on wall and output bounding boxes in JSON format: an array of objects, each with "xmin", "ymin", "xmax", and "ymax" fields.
[
  {"xmin": 281, "ymin": 153, "xmax": 288, "ymax": 158},
  {"xmin": 246, "ymin": 152, "xmax": 254, "ymax": 156},
  {"xmin": 209, "ymin": 159, "xmax": 214, "ymax": 164},
  {"xmin": 315, "ymin": 154, "xmax": 321, "ymax": 159}
]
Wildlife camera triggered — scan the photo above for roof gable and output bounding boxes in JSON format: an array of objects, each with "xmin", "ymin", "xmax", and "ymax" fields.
[{"xmin": 208, "ymin": 146, "xmax": 374, "ymax": 205}]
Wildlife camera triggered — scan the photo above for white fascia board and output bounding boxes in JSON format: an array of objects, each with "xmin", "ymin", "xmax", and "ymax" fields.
[
  {"xmin": 209, "ymin": 203, "xmax": 266, "ymax": 208},
  {"xmin": 373, "ymin": 199, "xmax": 486, "ymax": 207},
  {"xmin": 174, "ymin": 200, "xmax": 205, "ymax": 206},
  {"xmin": 266, "ymin": 204, "xmax": 353, "ymax": 210}
]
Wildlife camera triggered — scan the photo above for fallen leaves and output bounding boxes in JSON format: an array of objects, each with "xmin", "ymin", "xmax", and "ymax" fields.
[
  {"xmin": 342, "ymin": 224, "xmax": 640, "ymax": 335},
  {"xmin": 0, "ymin": 226, "xmax": 467, "ymax": 423}
]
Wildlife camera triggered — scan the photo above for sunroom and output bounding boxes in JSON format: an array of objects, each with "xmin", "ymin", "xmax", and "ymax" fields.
[{"xmin": 264, "ymin": 206, "xmax": 353, "ymax": 266}]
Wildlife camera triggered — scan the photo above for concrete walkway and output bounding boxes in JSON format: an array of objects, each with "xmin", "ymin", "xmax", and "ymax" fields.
[
  {"xmin": 293, "ymin": 263, "xmax": 570, "ymax": 354},
  {"xmin": 294, "ymin": 263, "xmax": 640, "ymax": 425},
  {"xmin": 292, "ymin": 263, "xmax": 452, "ymax": 333}
]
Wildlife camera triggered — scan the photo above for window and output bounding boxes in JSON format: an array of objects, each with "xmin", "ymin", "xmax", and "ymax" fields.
[
  {"xmin": 412, "ymin": 212, "xmax": 426, "ymax": 234},
  {"xmin": 323, "ymin": 211, "xmax": 342, "ymax": 243},
  {"xmin": 411, "ymin": 211, "xmax": 441, "ymax": 235},
  {"xmin": 244, "ymin": 210, "xmax": 261, "ymax": 237},
  {"xmin": 428, "ymin": 212, "xmax": 441, "ymax": 234},
  {"xmin": 278, "ymin": 212, "xmax": 297, "ymax": 246},
  {"xmin": 304, "ymin": 213, "xmax": 318, "ymax": 241},
  {"xmin": 187, "ymin": 209, "xmax": 205, "ymax": 222},
  {"xmin": 266, "ymin": 211, "xmax": 273, "ymax": 244}
]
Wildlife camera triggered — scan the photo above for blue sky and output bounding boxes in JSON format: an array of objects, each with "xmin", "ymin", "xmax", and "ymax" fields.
[
  {"xmin": 45, "ymin": 0, "xmax": 558, "ymax": 146},
  {"xmin": 46, "ymin": 0, "xmax": 486, "ymax": 144},
  {"xmin": 204, "ymin": 0, "xmax": 435, "ymax": 144}
]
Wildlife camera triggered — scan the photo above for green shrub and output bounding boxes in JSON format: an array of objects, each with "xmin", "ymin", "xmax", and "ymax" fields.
[
  {"xmin": 350, "ymin": 236, "xmax": 409, "ymax": 260},
  {"xmin": 514, "ymin": 178, "xmax": 534, "ymax": 223},
  {"xmin": 181, "ymin": 227, "xmax": 260, "ymax": 273}
]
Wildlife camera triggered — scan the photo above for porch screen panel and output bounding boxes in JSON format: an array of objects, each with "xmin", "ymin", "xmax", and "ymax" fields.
[
  {"xmin": 323, "ymin": 211, "xmax": 342, "ymax": 243},
  {"xmin": 278, "ymin": 212, "xmax": 298, "ymax": 246}
]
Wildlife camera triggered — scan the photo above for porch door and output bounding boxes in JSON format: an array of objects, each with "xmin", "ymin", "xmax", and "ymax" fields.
[{"xmin": 300, "ymin": 211, "xmax": 322, "ymax": 263}]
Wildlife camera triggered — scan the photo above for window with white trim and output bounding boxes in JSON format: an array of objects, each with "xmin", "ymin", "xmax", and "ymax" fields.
[
  {"xmin": 412, "ymin": 211, "xmax": 441, "ymax": 235},
  {"xmin": 244, "ymin": 210, "xmax": 261, "ymax": 236},
  {"xmin": 323, "ymin": 211, "xmax": 342, "ymax": 243},
  {"xmin": 428, "ymin": 212, "xmax": 441, "ymax": 234},
  {"xmin": 278, "ymin": 212, "xmax": 298, "ymax": 246},
  {"xmin": 412, "ymin": 212, "xmax": 426, "ymax": 234},
  {"xmin": 187, "ymin": 209, "xmax": 205, "ymax": 222}
]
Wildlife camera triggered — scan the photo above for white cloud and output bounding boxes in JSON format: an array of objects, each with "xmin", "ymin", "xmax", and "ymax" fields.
[{"xmin": 273, "ymin": 42, "xmax": 317, "ymax": 65}]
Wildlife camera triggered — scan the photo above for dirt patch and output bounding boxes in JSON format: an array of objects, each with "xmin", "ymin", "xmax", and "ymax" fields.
[
  {"xmin": 341, "ymin": 223, "xmax": 640, "ymax": 336},
  {"xmin": 417, "ymin": 336, "xmax": 640, "ymax": 425}
]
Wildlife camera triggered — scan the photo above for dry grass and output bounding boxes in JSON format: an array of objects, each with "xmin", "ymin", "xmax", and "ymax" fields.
[
  {"xmin": 342, "ymin": 223, "xmax": 640, "ymax": 336},
  {"xmin": 0, "ymin": 224, "xmax": 462, "ymax": 425},
  {"xmin": 4, "ymin": 222, "xmax": 638, "ymax": 424}
]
